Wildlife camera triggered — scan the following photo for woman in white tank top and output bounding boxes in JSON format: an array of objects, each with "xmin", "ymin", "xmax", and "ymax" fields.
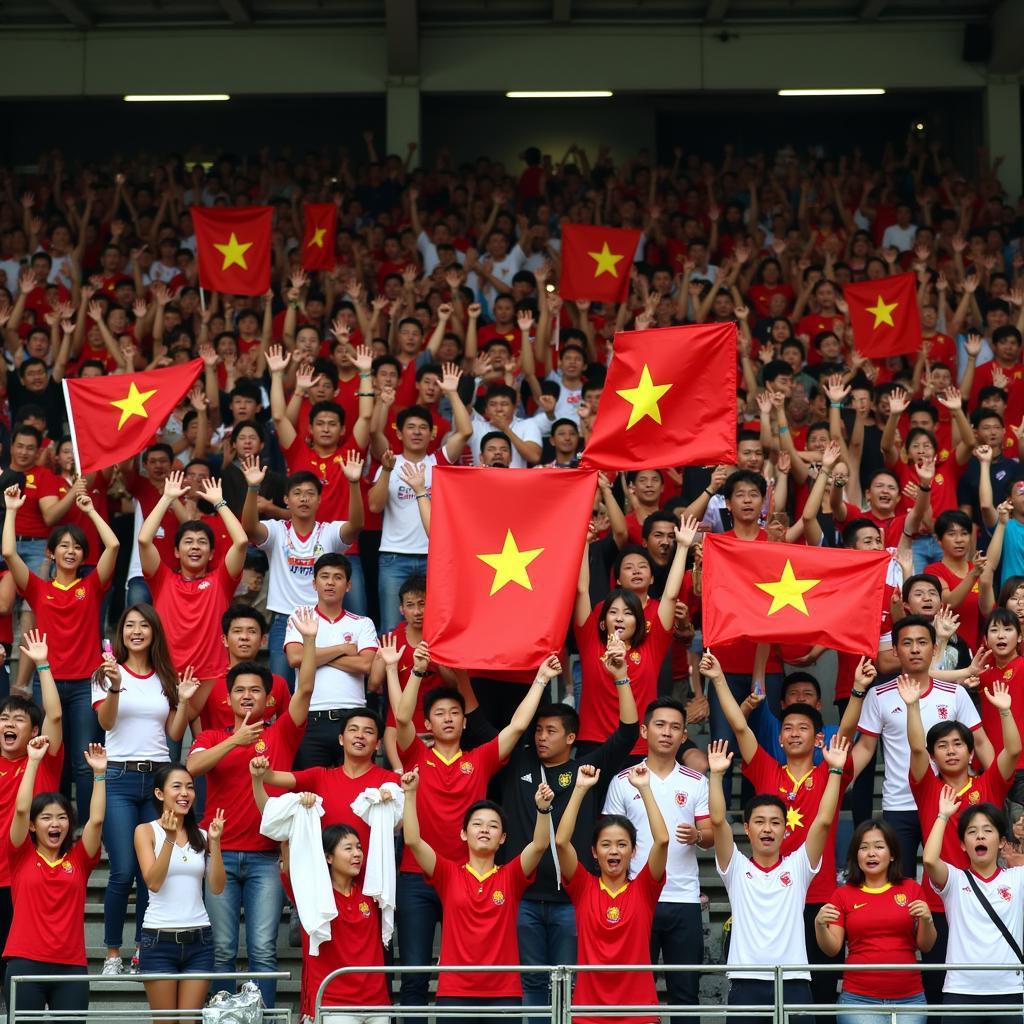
[{"xmin": 134, "ymin": 764, "xmax": 225, "ymax": 1020}]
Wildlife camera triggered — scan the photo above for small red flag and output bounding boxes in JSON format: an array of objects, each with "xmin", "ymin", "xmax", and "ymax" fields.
[
  {"xmin": 193, "ymin": 206, "xmax": 272, "ymax": 295},
  {"xmin": 701, "ymin": 533, "xmax": 891, "ymax": 656},
  {"xmin": 581, "ymin": 323, "xmax": 738, "ymax": 471},
  {"xmin": 423, "ymin": 465, "xmax": 596, "ymax": 671},
  {"xmin": 845, "ymin": 272, "xmax": 921, "ymax": 358},
  {"xmin": 63, "ymin": 359, "xmax": 203, "ymax": 473},
  {"xmin": 301, "ymin": 203, "xmax": 337, "ymax": 271},
  {"xmin": 560, "ymin": 224, "xmax": 641, "ymax": 304}
]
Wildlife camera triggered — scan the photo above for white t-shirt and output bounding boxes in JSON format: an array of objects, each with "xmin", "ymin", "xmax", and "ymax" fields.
[
  {"xmin": 142, "ymin": 820, "xmax": 211, "ymax": 929},
  {"xmin": 544, "ymin": 370, "xmax": 584, "ymax": 424},
  {"xmin": 718, "ymin": 846, "xmax": 817, "ymax": 981},
  {"xmin": 858, "ymin": 678, "xmax": 981, "ymax": 811},
  {"xmin": 603, "ymin": 762, "xmax": 709, "ymax": 904},
  {"xmin": 91, "ymin": 665, "xmax": 171, "ymax": 761},
  {"xmin": 257, "ymin": 519, "xmax": 350, "ymax": 615},
  {"xmin": 374, "ymin": 451, "xmax": 451, "ymax": 554},
  {"xmin": 940, "ymin": 864, "xmax": 1024, "ymax": 994},
  {"xmin": 283, "ymin": 609, "xmax": 379, "ymax": 711},
  {"xmin": 467, "ymin": 245, "xmax": 527, "ymax": 308},
  {"xmin": 469, "ymin": 414, "xmax": 542, "ymax": 470},
  {"xmin": 881, "ymin": 223, "xmax": 918, "ymax": 253}
]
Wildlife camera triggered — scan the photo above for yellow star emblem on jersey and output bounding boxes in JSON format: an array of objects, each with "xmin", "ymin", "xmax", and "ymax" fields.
[
  {"xmin": 213, "ymin": 232, "xmax": 253, "ymax": 271},
  {"xmin": 786, "ymin": 806, "xmax": 805, "ymax": 830},
  {"xmin": 866, "ymin": 294, "xmax": 898, "ymax": 329},
  {"xmin": 110, "ymin": 381, "xmax": 158, "ymax": 430},
  {"xmin": 755, "ymin": 560, "xmax": 821, "ymax": 616},
  {"xmin": 309, "ymin": 226, "xmax": 326, "ymax": 249},
  {"xmin": 476, "ymin": 530, "xmax": 544, "ymax": 596},
  {"xmin": 616, "ymin": 364, "xmax": 673, "ymax": 429},
  {"xmin": 588, "ymin": 242, "xmax": 625, "ymax": 278}
]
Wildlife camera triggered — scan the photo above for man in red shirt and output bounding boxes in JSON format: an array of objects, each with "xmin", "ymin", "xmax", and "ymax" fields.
[
  {"xmin": 120, "ymin": 443, "xmax": 178, "ymax": 607},
  {"xmin": 186, "ymin": 605, "xmax": 318, "ymax": 1009}
]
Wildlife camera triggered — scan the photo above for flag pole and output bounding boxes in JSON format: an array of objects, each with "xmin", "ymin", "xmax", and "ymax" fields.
[{"xmin": 61, "ymin": 378, "xmax": 83, "ymax": 474}]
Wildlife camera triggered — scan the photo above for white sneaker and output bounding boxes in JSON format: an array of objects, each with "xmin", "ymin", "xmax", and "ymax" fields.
[{"xmin": 101, "ymin": 956, "xmax": 123, "ymax": 976}]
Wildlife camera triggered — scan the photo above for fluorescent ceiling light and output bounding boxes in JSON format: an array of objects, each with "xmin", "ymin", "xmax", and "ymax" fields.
[
  {"xmin": 124, "ymin": 94, "xmax": 230, "ymax": 102},
  {"xmin": 778, "ymin": 88, "xmax": 885, "ymax": 96},
  {"xmin": 506, "ymin": 90, "xmax": 612, "ymax": 99}
]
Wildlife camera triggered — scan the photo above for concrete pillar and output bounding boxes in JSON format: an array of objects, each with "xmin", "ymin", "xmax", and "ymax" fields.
[
  {"xmin": 386, "ymin": 79, "xmax": 420, "ymax": 160},
  {"xmin": 984, "ymin": 78, "xmax": 1023, "ymax": 201}
]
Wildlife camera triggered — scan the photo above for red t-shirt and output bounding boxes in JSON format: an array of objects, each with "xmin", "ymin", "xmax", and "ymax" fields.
[
  {"xmin": 828, "ymin": 879, "xmax": 927, "ymax": 998},
  {"xmin": 574, "ymin": 604, "xmax": 671, "ymax": 753},
  {"xmin": 396, "ymin": 735, "xmax": 504, "ymax": 873},
  {"xmin": 380, "ymin": 408, "xmax": 450, "ymax": 456},
  {"xmin": 282, "ymin": 434, "xmax": 363, "ymax": 523},
  {"xmin": 428, "ymin": 855, "xmax": 533, "ymax": 998},
  {"xmin": 281, "ymin": 873, "xmax": 389, "ymax": 1018},
  {"xmin": 910, "ymin": 761, "xmax": 1012, "ymax": 911},
  {"xmin": 384, "ymin": 622, "xmax": 444, "ymax": 730},
  {"xmin": 925, "ymin": 561, "xmax": 981, "ymax": 652},
  {"xmin": 4, "ymin": 837, "xmax": 99, "ymax": 964},
  {"xmin": 844, "ymin": 505, "xmax": 908, "ymax": 549},
  {"xmin": 125, "ymin": 471, "xmax": 179, "ymax": 567},
  {"xmin": 190, "ymin": 712, "xmax": 305, "ymax": 851},
  {"xmin": 14, "ymin": 467, "xmax": 60, "ymax": 539},
  {"xmin": 39, "ymin": 472, "xmax": 111, "ymax": 566},
  {"xmin": 743, "ymin": 746, "xmax": 853, "ymax": 904},
  {"xmin": 979, "ymin": 658, "xmax": 1024, "ymax": 770},
  {"xmin": 145, "ymin": 559, "xmax": 240, "ymax": 679},
  {"xmin": 890, "ymin": 452, "xmax": 962, "ymax": 519},
  {"xmin": 749, "ymin": 283, "xmax": 794, "ymax": 320},
  {"xmin": 566, "ymin": 863, "xmax": 665, "ymax": 1024},
  {"xmin": 197, "ymin": 672, "xmax": 291, "ymax": 732},
  {"xmin": 796, "ymin": 313, "xmax": 844, "ymax": 365},
  {"xmin": 20, "ymin": 573, "xmax": 107, "ymax": 679},
  {"xmin": 0, "ymin": 748, "xmax": 63, "ymax": 886}
]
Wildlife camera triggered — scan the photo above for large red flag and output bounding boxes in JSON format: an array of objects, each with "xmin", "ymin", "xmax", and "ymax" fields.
[
  {"xmin": 63, "ymin": 359, "xmax": 203, "ymax": 473},
  {"xmin": 845, "ymin": 272, "xmax": 921, "ymax": 358},
  {"xmin": 193, "ymin": 206, "xmax": 272, "ymax": 295},
  {"xmin": 560, "ymin": 224, "xmax": 641, "ymax": 304},
  {"xmin": 424, "ymin": 465, "xmax": 596, "ymax": 670},
  {"xmin": 701, "ymin": 533, "xmax": 890, "ymax": 656},
  {"xmin": 581, "ymin": 323, "xmax": 737, "ymax": 471},
  {"xmin": 301, "ymin": 203, "xmax": 337, "ymax": 271}
]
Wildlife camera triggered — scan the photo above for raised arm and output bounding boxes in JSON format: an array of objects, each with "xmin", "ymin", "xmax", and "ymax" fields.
[
  {"xmin": 897, "ymin": 674, "xmax": 933, "ymax": 783},
  {"xmin": 266, "ymin": 345, "xmax": 297, "ymax": 450},
  {"xmin": 629, "ymin": 762, "xmax": 670, "ymax": 881},
  {"xmin": 804, "ymin": 734, "xmax": 849, "ymax": 869},
  {"xmin": 518, "ymin": 783, "xmax": 556, "ymax": 877},
  {"xmin": 286, "ymin": 605, "xmax": 319, "ymax": 727},
  {"xmin": 194, "ymin": 478, "xmax": 248, "ymax": 578},
  {"xmin": 138, "ymin": 471, "xmax": 189, "ymax": 577},
  {"xmin": 658, "ymin": 516, "xmax": 699, "ymax": 630},
  {"xmin": 80, "ymin": 743, "xmax": 107, "ymax": 858},
  {"xmin": 700, "ymin": 650, "xmax": 758, "ymax": 763},
  {"xmin": 76, "ymin": 493, "xmax": 120, "ymax": 585},
  {"xmin": 1, "ymin": 487, "xmax": 30, "ymax": 591},
  {"xmin": 707, "ymin": 739, "xmax": 736, "ymax": 871},
  {"xmin": 922, "ymin": 785, "xmax": 958, "ymax": 892},
  {"xmin": 982, "ymin": 680, "xmax": 1023, "ymax": 781},
  {"xmin": 498, "ymin": 655, "xmax": 562, "ymax": 759},
  {"xmin": 10, "ymin": 736, "xmax": 48, "ymax": 848},
  {"xmin": 239, "ymin": 456, "xmax": 270, "ymax": 546},
  {"xmin": 399, "ymin": 768, "xmax": 436, "ymax": 877},
  {"xmin": 555, "ymin": 765, "xmax": 601, "ymax": 882}
]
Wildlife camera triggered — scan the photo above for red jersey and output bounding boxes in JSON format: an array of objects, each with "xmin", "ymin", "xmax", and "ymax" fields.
[
  {"xmin": 197, "ymin": 671, "xmax": 291, "ymax": 732},
  {"xmin": 749, "ymin": 283, "xmax": 794, "ymax": 320},
  {"xmin": 14, "ymin": 467, "xmax": 59, "ymax": 539},
  {"xmin": 566, "ymin": 863, "xmax": 665, "ymax": 1024},
  {"xmin": 574, "ymin": 604, "xmax": 671, "ymax": 753},
  {"xmin": 145, "ymin": 559, "xmax": 240, "ymax": 679},
  {"xmin": 4, "ymin": 837, "xmax": 99, "ymax": 964},
  {"xmin": 428, "ymin": 855, "xmax": 533, "ymax": 998},
  {"xmin": 290, "ymin": 763, "xmax": 400, "ymax": 854},
  {"xmin": 39, "ymin": 472, "xmax": 111, "ymax": 566},
  {"xmin": 796, "ymin": 313, "xmax": 844, "ymax": 366},
  {"xmin": 844, "ymin": 505, "xmax": 908, "ymax": 549},
  {"xmin": 0, "ymin": 747, "xmax": 63, "ymax": 886},
  {"xmin": 910, "ymin": 760, "xmax": 1012, "ymax": 911},
  {"xmin": 380, "ymin": 408, "xmax": 450, "ymax": 456},
  {"xmin": 20, "ymin": 573, "xmax": 107, "ymax": 679},
  {"xmin": 384, "ymin": 622, "xmax": 444, "ymax": 730},
  {"xmin": 282, "ymin": 434, "xmax": 363, "ymax": 523},
  {"xmin": 925, "ymin": 560, "xmax": 981, "ymax": 652},
  {"xmin": 281, "ymin": 873, "xmax": 389, "ymax": 1018},
  {"xmin": 979, "ymin": 657, "xmax": 1024, "ymax": 770},
  {"xmin": 828, "ymin": 879, "xmax": 927, "ymax": 998},
  {"xmin": 190, "ymin": 712, "xmax": 305, "ymax": 851},
  {"xmin": 890, "ymin": 452, "xmax": 962, "ymax": 519},
  {"xmin": 970, "ymin": 360, "xmax": 1024, "ymax": 409},
  {"xmin": 124, "ymin": 470, "xmax": 179, "ymax": 567},
  {"xmin": 743, "ymin": 746, "xmax": 853, "ymax": 904},
  {"xmin": 397, "ymin": 735, "xmax": 504, "ymax": 873}
]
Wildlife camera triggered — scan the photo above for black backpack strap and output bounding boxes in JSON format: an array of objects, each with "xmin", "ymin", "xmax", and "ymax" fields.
[{"xmin": 964, "ymin": 869, "xmax": 1024, "ymax": 964}]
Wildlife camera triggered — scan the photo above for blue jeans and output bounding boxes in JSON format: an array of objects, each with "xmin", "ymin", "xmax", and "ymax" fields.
[
  {"xmin": 377, "ymin": 553, "xmax": 427, "ymax": 632},
  {"xmin": 518, "ymin": 899, "xmax": 577, "ymax": 1022},
  {"xmin": 727, "ymin": 978, "xmax": 813, "ymax": 1024},
  {"xmin": 396, "ymin": 870, "xmax": 442, "ymax": 1024},
  {"xmin": 54, "ymin": 680, "xmax": 102, "ymax": 825},
  {"xmin": 268, "ymin": 612, "xmax": 294, "ymax": 691},
  {"xmin": 205, "ymin": 850, "xmax": 285, "ymax": 1008},
  {"xmin": 125, "ymin": 575, "xmax": 153, "ymax": 608},
  {"xmin": 102, "ymin": 766, "xmax": 160, "ymax": 948},
  {"xmin": 912, "ymin": 534, "xmax": 943, "ymax": 576},
  {"xmin": 344, "ymin": 554, "xmax": 368, "ymax": 617},
  {"xmin": 138, "ymin": 927, "xmax": 214, "ymax": 974},
  {"xmin": 838, "ymin": 990, "xmax": 926, "ymax": 1024}
]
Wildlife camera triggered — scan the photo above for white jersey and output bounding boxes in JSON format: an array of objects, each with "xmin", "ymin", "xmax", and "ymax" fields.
[
  {"xmin": 858, "ymin": 678, "xmax": 981, "ymax": 811},
  {"xmin": 939, "ymin": 864, "xmax": 1024, "ymax": 994},
  {"xmin": 718, "ymin": 846, "xmax": 817, "ymax": 981},
  {"xmin": 257, "ymin": 519, "xmax": 350, "ymax": 615},
  {"xmin": 375, "ymin": 451, "xmax": 451, "ymax": 554},
  {"xmin": 469, "ymin": 414, "xmax": 542, "ymax": 470},
  {"xmin": 91, "ymin": 665, "xmax": 171, "ymax": 761},
  {"xmin": 603, "ymin": 761, "xmax": 709, "ymax": 904}
]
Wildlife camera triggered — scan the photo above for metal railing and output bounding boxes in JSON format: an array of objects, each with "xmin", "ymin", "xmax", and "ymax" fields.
[
  {"xmin": 8, "ymin": 970, "xmax": 291, "ymax": 1023},
  {"xmin": 313, "ymin": 962, "xmax": 1024, "ymax": 1024}
]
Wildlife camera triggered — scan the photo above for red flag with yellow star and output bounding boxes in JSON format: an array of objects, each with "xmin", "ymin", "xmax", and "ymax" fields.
[
  {"xmin": 301, "ymin": 203, "xmax": 337, "ymax": 271},
  {"xmin": 560, "ymin": 224, "xmax": 641, "ymax": 304},
  {"xmin": 845, "ymin": 272, "xmax": 921, "ymax": 358},
  {"xmin": 423, "ymin": 464, "xmax": 596, "ymax": 670},
  {"xmin": 62, "ymin": 359, "xmax": 203, "ymax": 473},
  {"xmin": 193, "ymin": 205, "xmax": 272, "ymax": 295},
  {"xmin": 580, "ymin": 323, "xmax": 738, "ymax": 471},
  {"xmin": 701, "ymin": 533, "xmax": 891, "ymax": 655}
]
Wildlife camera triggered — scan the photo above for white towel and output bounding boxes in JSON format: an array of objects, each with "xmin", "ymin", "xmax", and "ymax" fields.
[
  {"xmin": 351, "ymin": 783, "xmax": 404, "ymax": 946},
  {"xmin": 259, "ymin": 793, "xmax": 337, "ymax": 956}
]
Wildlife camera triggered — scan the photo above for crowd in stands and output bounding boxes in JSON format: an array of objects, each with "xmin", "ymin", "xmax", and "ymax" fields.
[{"xmin": 0, "ymin": 129, "xmax": 1022, "ymax": 1024}]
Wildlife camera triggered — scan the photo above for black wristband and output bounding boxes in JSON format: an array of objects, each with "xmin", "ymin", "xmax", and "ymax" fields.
[
  {"xmin": 850, "ymin": 687, "xmax": 866, "ymax": 700},
  {"xmin": 536, "ymin": 806, "xmax": 552, "ymax": 815}
]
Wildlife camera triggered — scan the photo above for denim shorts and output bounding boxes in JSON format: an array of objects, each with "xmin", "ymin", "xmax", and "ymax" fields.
[{"xmin": 138, "ymin": 927, "xmax": 214, "ymax": 974}]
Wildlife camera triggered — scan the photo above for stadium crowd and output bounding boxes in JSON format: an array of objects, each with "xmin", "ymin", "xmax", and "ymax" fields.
[{"xmin": 0, "ymin": 130, "xmax": 1022, "ymax": 1024}]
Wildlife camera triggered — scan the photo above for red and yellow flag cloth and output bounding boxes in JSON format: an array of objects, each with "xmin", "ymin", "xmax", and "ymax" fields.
[
  {"xmin": 845, "ymin": 272, "xmax": 922, "ymax": 358},
  {"xmin": 193, "ymin": 205, "xmax": 272, "ymax": 295},
  {"xmin": 560, "ymin": 224, "xmax": 641, "ymax": 304}
]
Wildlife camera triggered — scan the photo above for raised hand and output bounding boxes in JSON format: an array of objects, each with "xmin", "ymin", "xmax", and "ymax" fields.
[
  {"xmin": 265, "ymin": 344, "xmax": 291, "ymax": 375},
  {"xmin": 240, "ymin": 454, "xmax": 267, "ymax": 488},
  {"xmin": 18, "ymin": 629, "xmax": 48, "ymax": 666},
  {"xmin": 627, "ymin": 762, "xmax": 652, "ymax": 790},
  {"xmin": 26, "ymin": 735, "xmax": 49, "ymax": 762},
  {"xmin": 158, "ymin": 808, "xmax": 179, "ymax": 838},
  {"xmin": 249, "ymin": 755, "xmax": 270, "ymax": 778},
  {"xmin": 535, "ymin": 783, "xmax": 555, "ymax": 812},
  {"xmin": 575, "ymin": 764, "xmax": 601, "ymax": 791},
  {"xmin": 853, "ymin": 656, "xmax": 877, "ymax": 693},
  {"xmin": 378, "ymin": 632, "xmax": 407, "ymax": 667},
  {"xmin": 938, "ymin": 783, "xmax": 961, "ymax": 819},
  {"xmin": 351, "ymin": 344, "xmax": 373, "ymax": 375},
  {"xmin": 5, "ymin": 485, "xmax": 26, "ymax": 511},
  {"xmin": 440, "ymin": 362, "xmax": 462, "ymax": 393},
  {"xmin": 400, "ymin": 460, "xmax": 426, "ymax": 494},
  {"xmin": 162, "ymin": 470, "xmax": 189, "ymax": 501},
  {"xmin": 937, "ymin": 386, "xmax": 963, "ymax": 411},
  {"xmin": 983, "ymin": 677, "xmax": 1012, "ymax": 712},
  {"xmin": 896, "ymin": 673, "xmax": 921, "ymax": 706},
  {"xmin": 675, "ymin": 515, "xmax": 700, "ymax": 548},
  {"xmin": 699, "ymin": 649, "xmax": 724, "ymax": 682},
  {"xmin": 707, "ymin": 738, "xmax": 733, "ymax": 775},
  {"xmin": 821, "ymin": 440, "xmax": 842, "ymax": 471},
  {"xmin": 888, "ymin": 388, "xmax": 909, "ymax": 416},
  {"xmin": 821, "ymin": 734, "xmax": 850, "ymax": 771},
  {"xmin": 400, "ymin": 767, "xmax": 420, "ymax": 792},
  {"xmin": 289, "ymin": 605, "xmax": 319, "ymax": 640},
  {"xmin": 342, "ymin": 450, "xmax": 365, "ymax": 483},
  {"xmin": 535, "ymin": 654, "xmax": 562, "ymax": 684},
  {"xmin": 208, "ymin": 808, "xmax": 226, "ymax": 842},
  {"xmin": 196, "ymin": 477, "xmax": 224, "ymax": 507},
  {"xmin": 601, "ymin": 634, "xmax": 627, "ymax": 678},
  {"xmin": 82, "ymin": 742, "xmax": 107, "ymax": 774},
  {"xmin": 177, "ymin": 666, "xmax": 200, "ymax": 703}
]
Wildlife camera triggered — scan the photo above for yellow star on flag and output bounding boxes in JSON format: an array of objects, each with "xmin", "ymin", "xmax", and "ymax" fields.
[
  {"xmin": 588, "ymin": 242, "xmax": 625, "ymax": 278},
  {"xmin": 309, "ymin": 226, "xmax": 326, "ymax": 249},
  {"xmin": 616, "ymin": 364, "xmax": 673, "ymax": 429},
  {"xmin": 110, "ymin": 381, "xmax": 158, "ymax": 430},
  {"xmin": 755, "ymin": 560, "xmax": 821, "ymax": 616},
  {"xmin": 476, "ymin": 530, "xmax": 544, "ymax": 596},
  {"xmin": 213, "ymin": 232, "xmax": 253, "ymax": 271},
  {"xmin": 866, "ymin": 294, "xmax": 898, "ymax": 328},
  {"xmin": 785, "ymin": 806, "xmax": 805, "ymax": 831}
]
